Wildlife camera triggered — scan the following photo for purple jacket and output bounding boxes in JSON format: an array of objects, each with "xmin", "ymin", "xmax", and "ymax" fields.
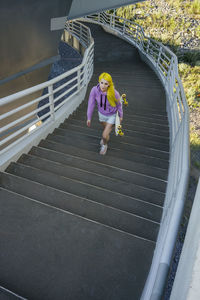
[{"xmin": 87, "ymin": 84, "xmax": 123, "ymax": 121}]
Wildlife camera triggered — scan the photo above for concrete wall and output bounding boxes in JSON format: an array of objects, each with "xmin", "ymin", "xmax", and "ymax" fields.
[{"xmin": 0, "ymin": 0, "xmax": 72, "ymax": 97}]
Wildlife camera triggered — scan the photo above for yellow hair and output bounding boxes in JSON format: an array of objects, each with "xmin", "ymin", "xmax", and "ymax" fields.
[{"xmin": 99, "ymin": 72, "xmax": 118, "ymax": 107}]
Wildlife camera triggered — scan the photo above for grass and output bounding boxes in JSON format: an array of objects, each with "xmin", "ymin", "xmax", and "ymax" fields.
[
  {"xmin": 191, "ymin": 131, "xmax": 200, "ymax": 149},
  {"xmin": 114, "ymin": 0, "xmax": 200, "ymax": 168},
  {"xmin": 190, "ymin": 131, "xmax": 200, "ymax": 168},
  {"xmin": 178, "ymin": 63, "xmax": 200, "ymax": 108}
]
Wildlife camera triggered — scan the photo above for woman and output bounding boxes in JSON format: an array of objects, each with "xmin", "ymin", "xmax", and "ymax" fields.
[{"xmin": 87, "ymin": 72, "xmax": 123, "ymax": 155}]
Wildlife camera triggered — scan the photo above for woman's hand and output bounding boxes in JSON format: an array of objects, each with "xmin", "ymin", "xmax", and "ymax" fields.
[
  {"xmin": 120, "ymin": 118, "xmax": 123, "ymax": 124},
  {"xmin": 87, "ymin": 120, "xmax": 91, "ymax": 127}
]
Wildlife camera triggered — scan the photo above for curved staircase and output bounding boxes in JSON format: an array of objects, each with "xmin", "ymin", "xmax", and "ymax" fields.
[{"xmin": 0, "ymin": 23, "xmax": 169, "ymax": 299}]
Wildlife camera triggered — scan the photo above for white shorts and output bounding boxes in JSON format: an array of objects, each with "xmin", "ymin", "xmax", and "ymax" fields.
[{"xmin": 98, "ymin": 111, "xmax": 116, "ymax": 124}]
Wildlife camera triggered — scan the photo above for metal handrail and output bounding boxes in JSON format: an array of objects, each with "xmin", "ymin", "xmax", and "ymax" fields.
[
  {"xmin": 82, "ymin": 11, "xmax": 190, "ymax": 300},
  {"xmin": 0, "ymin": 20, "xmax": 94, "ymax": 169}
]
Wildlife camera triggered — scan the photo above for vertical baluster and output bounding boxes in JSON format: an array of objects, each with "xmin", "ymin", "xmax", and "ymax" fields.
[
  {"xmin": 157, "ymin": 45, "xmax": 162, "ymax": 67},
  {"xmin": 48, "ymin": 84, "xmax": 55, "ymax": 121}
]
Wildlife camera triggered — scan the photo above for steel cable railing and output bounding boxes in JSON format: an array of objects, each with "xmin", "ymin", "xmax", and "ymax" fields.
[
  {"xmin": 0, "ymin": 21, "xmax": 94, "ymax": 170},
  {"xmin": 81, "ymin": 11, "xmax": 190, "ymax": 300}
]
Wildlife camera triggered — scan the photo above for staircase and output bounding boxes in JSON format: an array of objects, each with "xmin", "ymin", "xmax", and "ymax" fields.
[{"xmin": 0, "ymin": 23, "xmax": 169, "ymax": 299}]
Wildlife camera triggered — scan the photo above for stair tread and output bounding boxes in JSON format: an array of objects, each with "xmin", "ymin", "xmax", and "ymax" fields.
[
  {"xmin": 73, "ymin": 107, "xmax": 169, "ymax": 125},
  {"xmin": 30, "ymin": 146, "xmax": 167, "ymax": 192},
  {"xmin": 57, "ymin": 124, "xmax": 170, "ymax": 151},
  {"xmin": 76, "ymin": 101, "xmax": 168, "ymax": 118},
  {"xmin": 0, "ymin": 187, "xmax": 155, "ymax": 300},
  {"xmin": 61, "ymin": 121, "xmax": 169, "ymax": 143},
  {"xmin": 65, "ymin": 118, "xmax": 170, "ymax": 137},
  {"xmin": 61, "ymin": 123, "xmax": 169, "ymax": 155},
  {"xmin": 71, "ymin": 111, "xmax": 170, "ymax": 129},
  {"xmin": 54, "ymin": 127, "xmax": 169, "ymax": 166},
  {"xmin": 47, "ymin": 133, "xmax": 169, "ymax": 171},
  {"xmin": 2, "ymin": 168, "xmax": 159, "ymax": 241},
  {"xmin": 19, "ymin": 153, "xmax": 165, "ymax": 205},
  {"xmin": 39, "ymin": 139, "xmax": 168, "ymax": 180},
  {"xmin": 0, "ymin": 287, "xmax": 22, "ymax": 300},
  {"xmin": 1, "ymin": 170, "xmax": 162, "ymax": 223},
  {"xmin": 61, "ymin": 121, "xmax": 169, "ymax": 145}
]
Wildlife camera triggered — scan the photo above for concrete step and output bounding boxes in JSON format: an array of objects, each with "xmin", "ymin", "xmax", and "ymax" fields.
[
  {"xmin": 0, "ymin": 187, "xmax": 155, "ymax": 300},
  {"xmin": 0, "ymin": 287, "xmax": 23, "ymax": 300},
  {"xmin": 0, "ymin": 168, "xmax": 161, "ymax": 226},
  {"xmin": 60, "ymin": 122, "xmax": 169, "ymax": 145},
  {"xmin": 59, "ymin": 123, "xmax": 169, "ymax": 151},
  {"xmin": 74, "ymin": 103, "xmax": 169, "ymax": 125},
  {"xmin": 124, "ymin": 112, "xmax": 168, "ymax": 123},
  {"xmin": 48, "ymin": 131, "xmax": 169, "ymax": 170},
  {"xmin": 58, "ymin": 123, "xmax": 170, "ymax": 160},
  {"xmin": 3, "ymin": 166, "xmax": 159, "ymax": 242},
  {"xmin": 63, "ymin": 119, "xmax": 170, "ymax": 160},
  {"xmin": 72, "ymin": 114, "xmax": 169, "ymax": 135},
  {"xmin": 123, "ymin": 109, "xmax": 168, "ymax": 119},
  {"xmin": 70, "ymin": 111, "xmax": 170, "ymax": 132},
  {"xmin": 123, "ymin": 124, "xmax": 169, "ymax": 139},
  {"xmin": 39, "ymin": 139, "xmax": 168, "ymax": 180},
  {"xmin": 79, "ymin": 92, "xmax": 168, "ymax": 114},
  {"xmin": 119, "ymin": 128, "xmax": 169, "ymax": 144},
  {"xmin": 65, "ymin": 118, "xmax": 170, "ymax": 138},
  {"xmin": 19, "ymin": 153, "xmax": 165, "ymax": 207},
  {"xmin": 29, "ymin": 146, "xmax": 167, "ymax": 192},
  {"xmin": 78, "ymin": 101, "xmax": 168, "ymax": 121}
]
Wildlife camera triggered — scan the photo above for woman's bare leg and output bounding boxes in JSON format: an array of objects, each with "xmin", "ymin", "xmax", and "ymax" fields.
[{"xmin": 102, "ymin": 122, "xmax": 113, "ymax": 145}]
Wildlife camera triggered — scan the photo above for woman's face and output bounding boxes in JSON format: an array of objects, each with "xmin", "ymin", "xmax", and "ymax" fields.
[{"xmin": 99, "ymin": 78, "xmax": 109, "ymax": 92}]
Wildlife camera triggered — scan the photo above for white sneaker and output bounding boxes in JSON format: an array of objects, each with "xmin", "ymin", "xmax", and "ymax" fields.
[{"xmin": 100, "ymin": 144, "xmax": 108, "ymax": 155}]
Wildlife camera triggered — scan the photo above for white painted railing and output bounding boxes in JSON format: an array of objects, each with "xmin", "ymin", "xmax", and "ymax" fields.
[
  {"xmin": 0, "ymin": 21, "xmax": 94, "ymax": 170},
  {"xmin": 81, "ymin": 11, "xmax": 190, "ymax": 300}
]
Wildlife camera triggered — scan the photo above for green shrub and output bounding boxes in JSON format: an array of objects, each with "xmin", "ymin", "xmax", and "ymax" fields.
[
  {"xmin": 189, "ymin": 0, "xmax": 200, "ymax": 14},
  {"xmin": 191, "ymin": 132, "xmax": 200, "ymax": 149},
  {"xmin": 181, "ymin": 51, "xmax": 200, "ymax": 67}
]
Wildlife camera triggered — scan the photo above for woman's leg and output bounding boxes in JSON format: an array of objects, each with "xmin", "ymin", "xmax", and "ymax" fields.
[
  {"xmin": 102, "ymin": 122, "xmax": 113, "ymax": 145},
  {"xmin": 99, "ymin": 122, "xmax": 113, "ymax": 155}
]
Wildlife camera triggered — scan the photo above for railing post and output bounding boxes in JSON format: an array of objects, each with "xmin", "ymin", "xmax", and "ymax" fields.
[
  {"xmin": 167, "ymin": 60, "xmax": 172, "ymax": 82},
  {"xmin": 80, "ymin": 25, "xmax": 83, "ymax": 42},
  {"xmin": 146, "ymin": 39, "xmax": 150, "ymax": 54},
  {"xmin": 77, "ymin": 68, "xmax": 81, "ymax": 91},
  {"xmin": 48, "ymin": 84, "xmax": 55, "ymax": 121},
  {"xmin": 123, "ymin": 21, "xmax": 126, "ymax": 35},
  {"xmin": 157, "ymin": 45, "xmax": 162, "ymax": 67},
  {"xmin": 136, "ymin": 25, "xmax": 139, "ymax": 43},
  {"xmin": 110, "ymin": 15, "xmax": 112, "ymax": 27},
  {"xmin": 113, "ymin": 9, "xmax": 116, "ymax": 28}
]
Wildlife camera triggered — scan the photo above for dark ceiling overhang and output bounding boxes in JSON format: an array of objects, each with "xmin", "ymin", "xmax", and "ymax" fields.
[{"xmin": 67, "ymin": 0, "xmax": 145, "ymax": 20}]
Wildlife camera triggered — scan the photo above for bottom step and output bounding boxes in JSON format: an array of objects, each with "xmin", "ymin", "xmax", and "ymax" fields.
[
  {"xmin": 0, "ymin": 188, "xmax": 155, "ymax": 300},
  {"xmin": 0, "ymin": 287, "xmax": 25, "ymax": 300}
]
